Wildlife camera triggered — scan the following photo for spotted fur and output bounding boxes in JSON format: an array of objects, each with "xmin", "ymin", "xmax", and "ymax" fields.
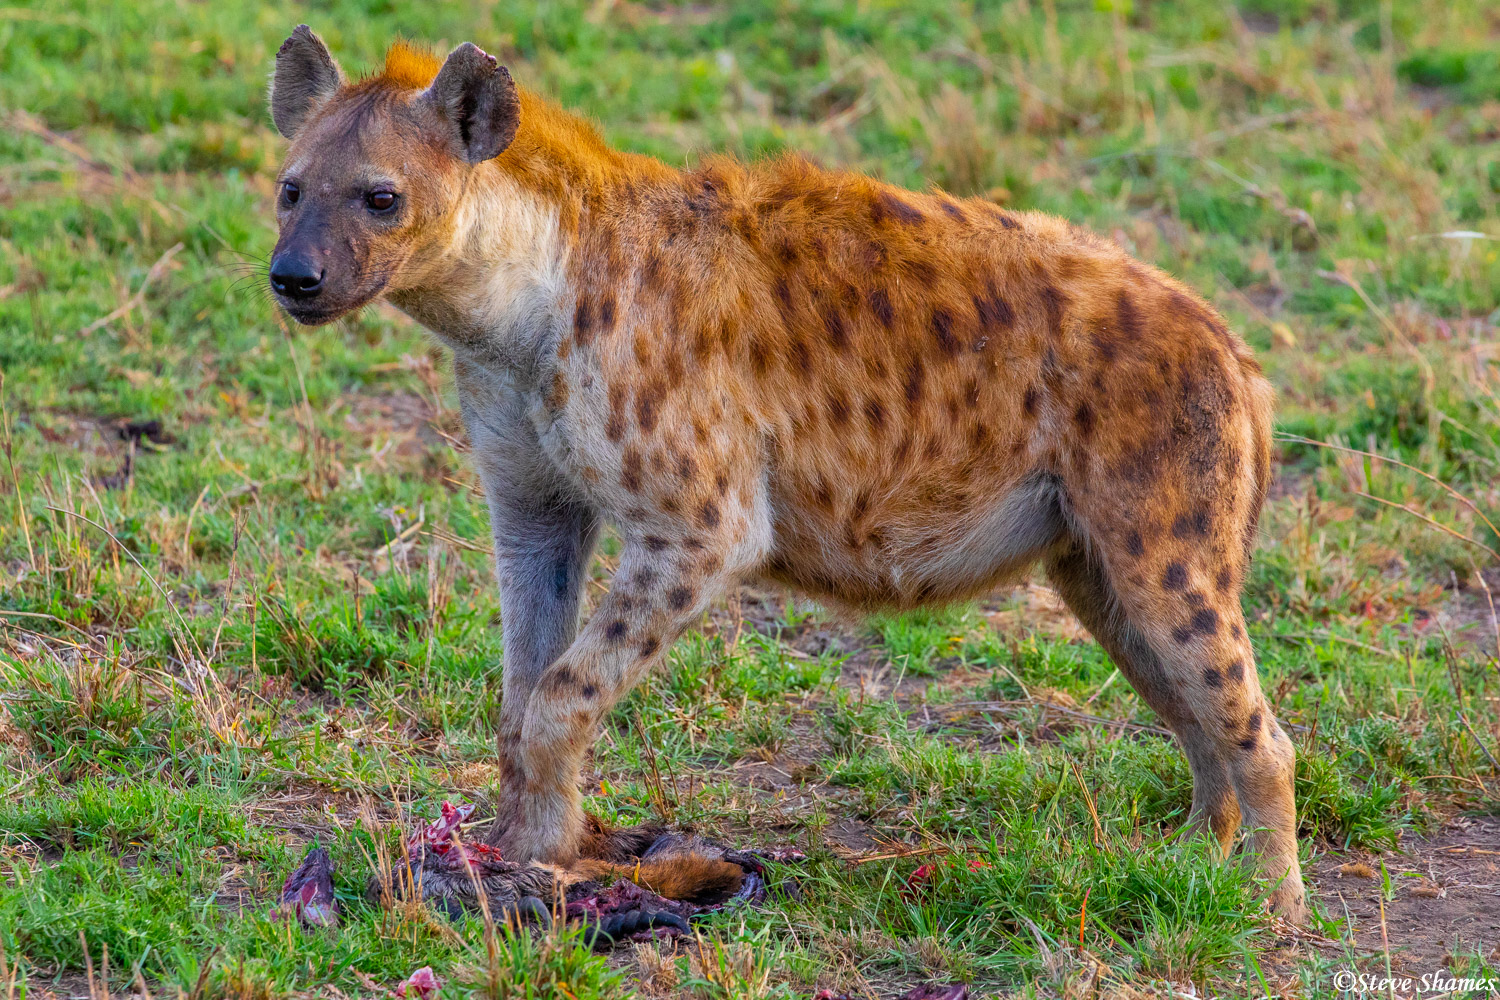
[{"xmin": 268, "ymin": 29, "xmax": 1305, "ymax": 922}]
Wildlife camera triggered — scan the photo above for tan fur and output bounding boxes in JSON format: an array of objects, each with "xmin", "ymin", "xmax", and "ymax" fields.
[
  {"xmin": 269, "ymin": 34, "xmax": 1306, "ymax": 922},
  {"xmin": 559, "ymin": 856, "xmax": 745, "ymax": 904}
]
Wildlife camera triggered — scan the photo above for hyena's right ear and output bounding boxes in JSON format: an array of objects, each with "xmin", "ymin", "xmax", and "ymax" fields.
[
  {"xmin": 270, "ymin": 25, "xmax": 343, "ymax": 139},
  {"xmin": 422, "ymin": 43, "xmax": 521, "ymax": 163}
]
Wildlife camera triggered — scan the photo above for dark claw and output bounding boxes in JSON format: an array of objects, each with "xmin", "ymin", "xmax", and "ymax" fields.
[
  {"xmin": 431, "ymin": 896, "xmax": 467, "ymax": 923},
  {"xmin": 502, "ymin": 896, "xmax": 553, "ymax": 929},
  {"xmin": 581, "ymin": 908, "xmax": 689, "ymax": 949},
  {"xmin": 432, "ymin": 894, "xmax": 553, "ymax": 929}
]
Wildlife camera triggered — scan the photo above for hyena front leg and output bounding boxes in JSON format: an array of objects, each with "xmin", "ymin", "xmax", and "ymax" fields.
[
  {"xmin": 458, "ymin": 370, "xmax": 602, "ymax": 843},
  {"xmin": 491, "ymin": 500, "xmax": 769, "ymax": 865},
  {"xmin": 483, "ymin": 494, "xmax": 600, "ymax": 833}
]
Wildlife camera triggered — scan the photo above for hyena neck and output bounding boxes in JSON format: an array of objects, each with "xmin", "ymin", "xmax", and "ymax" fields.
[{"xmin": 389, "ymin": 90, "xmax": 672, "ymax": 385}]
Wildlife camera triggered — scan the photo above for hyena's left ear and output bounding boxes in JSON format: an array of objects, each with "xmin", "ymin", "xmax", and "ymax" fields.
[
  {"xmin": 422, "ymin": 43, "xmax": 520, "ymax": 163},
  {"xmin": 270, "ymin": 25, "xmax": 343, "ymax": 139}
]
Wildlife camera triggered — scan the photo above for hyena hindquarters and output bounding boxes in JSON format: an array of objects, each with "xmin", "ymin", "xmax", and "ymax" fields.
[{"xmin": 751, "ymin": 276, "xmax": 1302, "ymax": 919}]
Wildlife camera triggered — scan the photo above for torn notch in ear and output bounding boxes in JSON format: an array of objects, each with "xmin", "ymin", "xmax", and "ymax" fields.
[
  {"xmin": 270, "ymin": 25, "xmax": 343, "ymax": 139},
  {"xmin": 424, "ymin": 42, "xmax": 521, "ymax": 163}
]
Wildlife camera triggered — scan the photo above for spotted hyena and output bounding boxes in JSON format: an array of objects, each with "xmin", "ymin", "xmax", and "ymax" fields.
[{"xmin": 267, "ymin": 27, "xmax": 1305, "ymax": 920}]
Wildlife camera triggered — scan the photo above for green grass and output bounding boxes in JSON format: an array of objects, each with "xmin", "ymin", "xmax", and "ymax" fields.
[{"xmin": 4, "ymin": 1, "xmax": 1500, "ymax": 997}]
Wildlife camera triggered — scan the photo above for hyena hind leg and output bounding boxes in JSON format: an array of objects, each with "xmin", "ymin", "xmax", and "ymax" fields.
[
  {"xmin": 1045, "ymin": 536, "xmax": 1306, "ymax": 922},
  {"xmin": 1045, "ymin": 542, "xmax": 1240, "ymax": 852}
]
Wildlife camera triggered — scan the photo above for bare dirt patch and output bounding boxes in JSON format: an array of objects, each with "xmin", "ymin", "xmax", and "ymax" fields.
[{"xmin": 1309, "ymin": 816, "xmax": 1500, "ymax": 969}]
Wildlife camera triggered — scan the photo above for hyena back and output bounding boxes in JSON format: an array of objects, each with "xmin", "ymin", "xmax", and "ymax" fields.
[{"xmin": 267, "ymin": 27, "xmax": 1304, "ymax": 921}]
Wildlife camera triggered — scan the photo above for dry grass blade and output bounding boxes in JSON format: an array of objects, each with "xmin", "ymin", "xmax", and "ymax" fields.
[
  {"xmin": 633, "ymin": 708, "xmax": 677, "ymax": 822},
  {"xmin": 1353, "ymin": 491, "xmax": 1499, "ymax": 562},
  {"xmin": 38, "ymin": 504, "xmax": 243, "ymax": 743},
  {"xmin": 77, "ymin": 241, "xmax": 184, "ymax": 337},
  {"xmin": 0, "ymin": 373, "xmax": 35, "ymax": 572},
  {"xmin": 42, "ymin": 505, "xmax": 204, "ymax": 662},
  {"xmin": 1069, "ymin": 757, "xmax": 1108, "ymax": 849},
  {"xmin": 0, "ymin": 938, "xmax": 20, "ymax": 1000},
  {"xmin": 1279, "ymin": 434, "xmax": 1500, "ymax": 544}
]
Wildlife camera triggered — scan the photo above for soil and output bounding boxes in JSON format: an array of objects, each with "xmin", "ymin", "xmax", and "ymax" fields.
[{"xmin": 1305, "ymin": 817, "xmax": 1500, "ymax": 971}]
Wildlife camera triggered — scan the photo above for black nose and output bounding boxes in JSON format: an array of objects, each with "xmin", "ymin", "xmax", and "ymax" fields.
[{"xmin": 269, "ymin": 254, "xmax": 324, "ymax": 300}]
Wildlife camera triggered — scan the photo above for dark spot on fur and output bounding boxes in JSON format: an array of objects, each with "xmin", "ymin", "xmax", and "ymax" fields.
[
  {"xmin": 1203, "ymin": 667, "xmax": 1223, "ymax": 688},
  {"xmin": 821, "ymin": 303, "xmax": 850, "ymax": 351},
  {"xmin": 639, "ymin": 637, "xmax": 660, "ymax": 657},
  {"xmin": 903, "ymin": 357, "xmax": 925, "ymax": 410},
  {"xmin": 606, "ymin": 385, "xmax": 627, "ymax": 442},
  {"xmin": 1216, "ymin": 567, "xmax": 1234, "ymax": 592},
  {"xmin": 1073, "ymin": 402, "xmax": 1095, "ymax": 438},
  {"xmin": 581, "ymin": 683, "xmax": 597, "ymax": 699},
  {"xmin": 1172, "ymin": 510, "xmax": 1211, "ymax": 539},
  {"xmin": 605, "ymin": 620, "xmax": 628, "ymax": 642},
  {"xmin": 851, "ymin": 488, "xmax": 871, "ymax": 523},
  {"xmin": 1173, "ymin": 608, "xmax": 1220, "ymax": 644},
  {"xmin": 931, "ymin": 308, "xmax": 959, "ymax": 356},
  {"xmin": 787, "ymin": 332, "xmax": 812, "ymax": 376},
  {"xmin": 1022, "ymin": 384, "xmax": 1040, "ymax": 417},
  {"xmin": 620, "ymin": 450, "xmax": 643, "ymax": 493},
  {"xmin": 773, "ymin": 276, "xmax": 794, "ymax": 312},
  {"xmin": 864, "ymin": 398, "xmax": 886, "ymax": 432},
  {"xmin": 869, "ymin": 287, "xmax": 895, "ymax": 328},
  {"xmin": 1040, "ymin": 283, "xmax": 1067, "ymax": 338},
  {"xmin": 599, "ymin": 294, "xmax": 616, "ymax": 332},
  {"xmin": 668, "ymin": 586, "xmax": 692, "ymax": 611},
  {"xmin": 1239, "ymin": 711, "xmax": 1263, "ymax": 750},
  {"xmin": 1225, "ymin": 660, "xmax": 1245, "ymax": 683},
  {"xmin": 811, "ymin": 476, "xmax": 833, "ymax": 509},
  {"xmin": 974, "ymin": 287, "xmax": 1015, "ymax": 333},
  {"xmin": 872, "ymin": 190, "xmax": 924, "ymax": 225},
  {"xmin": 699, "ymin": 501, "xmax": 720, "ymax": 529},
  {"xmin": 635, "ymin": 387, "xmax": 661, "ymax": 434},
  {"xmin": 827, "ymin": 390, "xmax": 852, "ymax": 426},
  {"xmin": 748, "ymin": 335, "xmax": 770, "ymax": 375},
  {"xmin": 644, "ymin": 535, "xmax": 670, "ymax": 552},
  {"xmin": 1186, "ymin": 591, "xmax": 1205, "ymax": 607},
  {"xmin": 1162, "ymin": 563, "xmax": 1188, "ymax": 590},
  {"xmin": 573, "ymin": 297, "xmax": 594, "ymax": 345},
  {"xmin": 1115, "ymin": 290, "xmax": 1144, "ymax": 342},
  {"xmin": 940, "ymin": 199, "xmax": 966, "ymax": 222},
  {"xmin": 1125, "ymin": 531, "xmax": 1145, "ymax": 558}
]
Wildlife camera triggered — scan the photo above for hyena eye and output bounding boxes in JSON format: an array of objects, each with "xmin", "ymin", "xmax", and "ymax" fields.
[
  {"xmin": 366, "ymin": 189, "xmax": 397, "ymax": 213},
  {"xmin": 281, "ymin": 181, "xmax": 300, "ymax": 205}
]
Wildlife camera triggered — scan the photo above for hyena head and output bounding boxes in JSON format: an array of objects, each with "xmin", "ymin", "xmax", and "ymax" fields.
[{"xmin": 267, "ymin": 26, "xmax": 519, "ymax": 325}]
